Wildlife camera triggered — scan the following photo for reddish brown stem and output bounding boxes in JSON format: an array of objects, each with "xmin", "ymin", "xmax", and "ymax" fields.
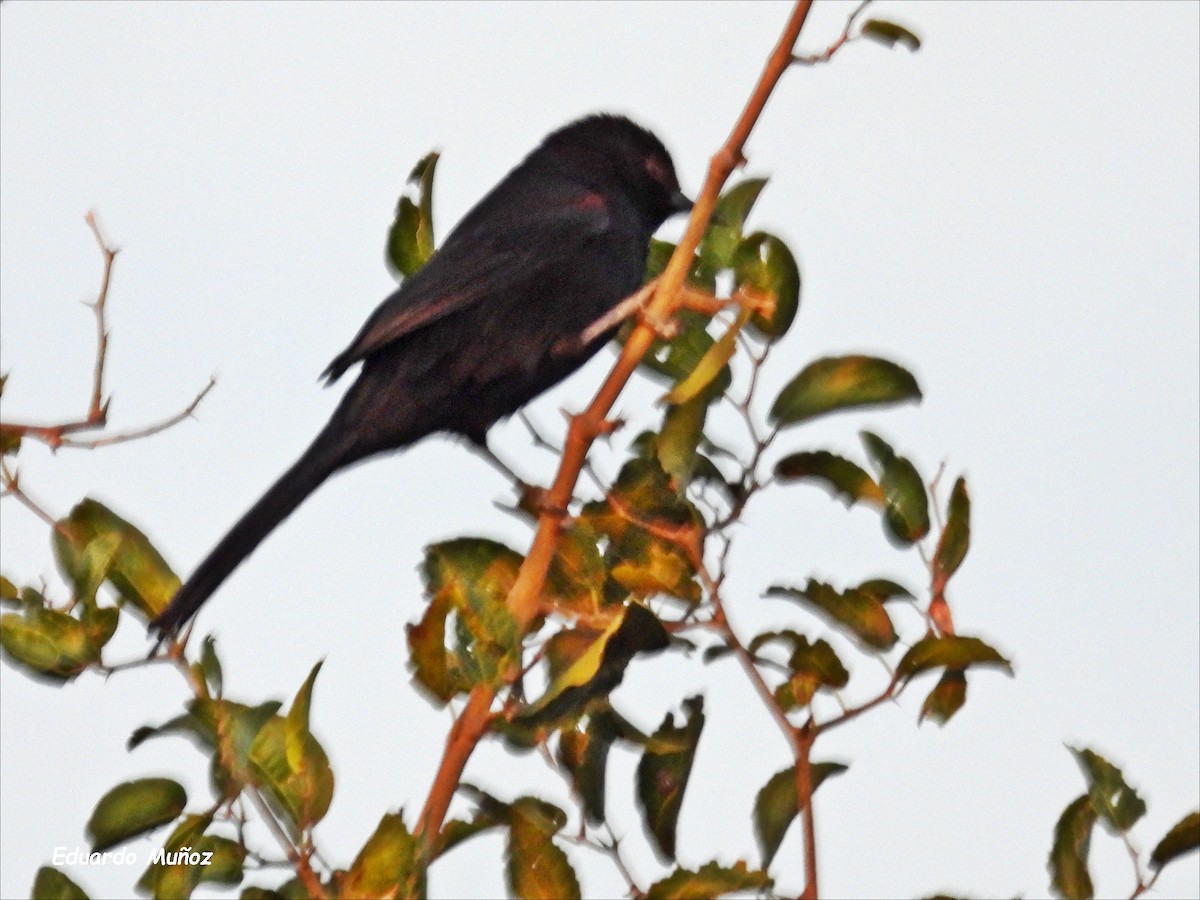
[
  {"xmin": 795, "ymin": 724, "xmax": 818, "ymax": 900},
  {"xmin": 414, "ymin": 0, "xmax": 819, "ymax": 861},
  {"xmin": 415, "ymin": 685, "xmax": 495, "ymax": 850}
]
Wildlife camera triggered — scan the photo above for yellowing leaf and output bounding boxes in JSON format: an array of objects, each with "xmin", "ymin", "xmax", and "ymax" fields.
[
  {"xmin": 734, "ymin": 232, "xmax": 801, "ymax": 339},
  {"xmin": 770, "ymin": 356, "xmax": 921, "ymax": 427},
  {"xmin": 386, "ymin": 152, "xmax": 439, "ymax": 279},
  {"xmin": 663, "ymin": 309, "xmax": 748, "ymax": 406}
]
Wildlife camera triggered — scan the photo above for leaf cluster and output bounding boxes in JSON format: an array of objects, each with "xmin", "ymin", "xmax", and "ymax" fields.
[{"xmin": 4, "ymin": 141, "xmax": 1193, "ymax": 900}]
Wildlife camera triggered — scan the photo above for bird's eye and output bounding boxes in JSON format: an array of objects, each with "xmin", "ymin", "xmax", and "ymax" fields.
[{"xmin": 644, "ymin": 155, "xmax": 670, "ymax": 186}]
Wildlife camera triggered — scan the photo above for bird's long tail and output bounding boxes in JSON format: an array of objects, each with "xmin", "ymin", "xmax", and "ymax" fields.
[{"xmin": 150, "ymin": 425, "xmax": 357, "ymax": 640}]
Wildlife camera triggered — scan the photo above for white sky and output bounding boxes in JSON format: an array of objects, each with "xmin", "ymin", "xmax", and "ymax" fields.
[{"xmin": 1, "ymin": 2, "xmax": 1197, "ymax": 898}]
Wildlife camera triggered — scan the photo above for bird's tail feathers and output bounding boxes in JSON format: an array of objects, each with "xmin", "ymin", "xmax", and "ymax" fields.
[{"xmin": 150, "ymin": 427, "xmax": 356, "ymax": 640}]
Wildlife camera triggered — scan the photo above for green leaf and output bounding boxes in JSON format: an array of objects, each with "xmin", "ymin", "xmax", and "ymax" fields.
[
  {"xmin": 128, "ymin": 698, "xmax": 277, "ymax": 761},
  {"xmin": 87, "ymin": 778, "xmax": 186, "ymax": 852},
  {"xmin": 734, "ymin": 232, "xmax": 801, "ymax": 339},
  {"xmin": 81, "ymin": 603, "xmax": 119, "ymax": 650},
  {"xmin": 0, "ymin": 575, "xmax": 18, "ymax": 603},
  {"xmin": 637, "ymin": 696, "xmax": 705, "ymax": 861},
  {"xmin": 141, "ymin": 829, "xmax": 245, "ymax": 895},
  {"xmin": 644, "ymin": 239, "xmax": 715, "ymax": 290},
  {"xmin": 746, "ymin": 631, "xmax": 849, "ymax": 708},
  {"xmin": 506, "ymin": 798, "xmax": 580, "ymax": 900},
  {"xmin": 701, "ymin": 644, "xmax": 735, "ymax": 664},
  {"xmin": 1049, "ymin": 794, "xmax": 1095, "ymax": 899},
  {"xmin": 409, "ymin": 539, "xmax": 523, "ymax": 702},
  {"xmin": 434, "ymin": 785, "xmax": 512, "ymax": 859},
  {"xmin": 700, "ymin": 178, "xmax": 769, "ymax": 271},
  {"xmin": 897, "ymin": 635, "xmax": 1013, "ymax": 680},
  {"xmin": 63, "ymin": 532, "xmax": 122, "ymax": 607},
  {"xmin": 770, "ymin": 356, "xmax": 921, "ymax": 428},
  {"xmin": 582, "ymin": 456, "xmax": 703, "ymax": 605},
  {"xmin": 776, "ymin": 639, "xmax": 850, "ymax": 709},
  {"xmin": 663, "ymin": 308, "xmax": 748, "ymax": 406},
  {"xmin": 386, "ymin": 151, "xmax": 439, "ymax": 279},
  {"xmin": 52, "ymin": 499, "xmax": 180, "ymax": 619},
  {"xmin": 646, "ymin": 238, "xmax": 678, "ymax": 280},
  {"xmin": 1150, "ymin": 810, "xmax": 1200, "ymax": 871},
  {"xmin": 182, "ymin": 699, "xmax": 281, "ymax": 797},
  {"xmin": 646, "ymin": 860, "xmax": 773, "ymax": 899},
  {"xmin": 754, "ymin": 762, "xmax": 848, "ymax": 867},
  {"xmin": 861, "ymin": 18, "xmax": 922, "ymax": 52},
  {"xmin": 775, "ymin": 451, "xmax": 884, "ymax": 507},
  {"xmin": 608, "ymin": 538, "xmax": 699, "ymax": 605},
  {"xmin": 691, "ymin": 449, "xmax": 743, "ymax": 507},
  {"xmin": 657, "ymin": 393, "xmax": 710, "ymax": 490},
  {"xmin": 637, "ymin": 311, "xmax": 730, "ymax": 396},
  {"xmin": 31, "ymin": 867, "xmax": 90, "ymax": 900},
  {"xmin": 855, "ymin": 578, "xmax": 915, "ymax": 603},
  {"xmin": 556, "ymin": 710, "xmax": 623, "ymax": 824},
  {"xmin": 194, "ymin": 834, "xmax": 245, "ymax": 887},
  {"xmin": 249, "ymin": 713, "xmax": 334, "ymax": 836},
  {"xmin": 919, "ymin": 668, "xmax": 967, "ymax": 726},
  {"xmin": 1, "ymin": 606, "xmax": 105, "ymax": 681},
  {"xmin": 861, "ymin": 431, "xmax": 931, "ymax": 544},
  {"xmin": 934, "ymin": 477, "xmax": 971, "ymax": 582},
  {"xmin": 767, "ymin": 580, "xmax": 897, "ymax": 651},
  {"xmin": 714, "ymin": 177, "xmax": 769, "ymax": 229},
  {"xmin": 136, "ymin": 812, "xmax": 238, "ymax": 899},
  {"xmin": 285, "ymin": 660, "xmax": 324, "ymax": 773},
  {"xmin": 518, "ymin": 603, "xmax": 668, "ymax": 726},
  {"xmin": 1068, "ymin": 747, "xmax": 1147, "ymax": 834},
  {"xmin": 197, "ymin": 636, "xmax": 223, "ymax": 697},
  {"xmin": 407, "ymin": 591, "xmax": 460, "ymax": 703},
  {"xmin": 545, "ymin": 521, "xmax": 608, "ymax": 615},
  {"xmin": 341, "ymin": 812, "xmax": 424, "ymax": 900},
  {"xmin": 0, "ymin": 424, "xmax": 20, "ymax": 456}
]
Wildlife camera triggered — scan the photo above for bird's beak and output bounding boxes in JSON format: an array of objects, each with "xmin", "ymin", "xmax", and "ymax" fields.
[{"xmin": 669, "ymin": 189, "xmax": 694, "ymax": 214}]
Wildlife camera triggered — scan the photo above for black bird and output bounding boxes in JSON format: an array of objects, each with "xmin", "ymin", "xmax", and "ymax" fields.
[{"xmin": 150, "ymin": 114, "xmax": 691, "ymax": 638}]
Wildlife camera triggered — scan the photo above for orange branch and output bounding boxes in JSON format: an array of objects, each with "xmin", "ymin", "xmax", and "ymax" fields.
[{"xmin": 413, "ymin": 0, "xmax": 817, "ymax": 854}]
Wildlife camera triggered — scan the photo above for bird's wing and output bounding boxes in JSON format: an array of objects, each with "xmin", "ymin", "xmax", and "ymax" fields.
[{"xmin": 322, "ymin": 189, "xmax": 613, "ymax": 381}]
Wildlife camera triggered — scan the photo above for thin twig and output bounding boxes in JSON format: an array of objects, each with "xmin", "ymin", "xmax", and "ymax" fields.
[
  {"xmin": 0, "ymin": 463, "xmax": 69, "ymax": 535},
  {"xmin": 694, "ymin": 541, "xmax": 822, "ymax": 898},
  {"xmin": 1122, "ymin": 832, "xmax": 1159, "ymax": 900},
  {"xmin": 792, "ymin": 0, "xmax": 872, "ymax": 66},
  {"xmin": 927, "ymin": 459, "xmax": 948, "ymax": 530},
  {"xmin": 561, "ymin": 829, "xmax": 645, "ymax": 899},
  {"xmin": 97, "ymin": 653, "xmax": 176, "ymax": 679},
  {"xmin": 815, "ymin": 670, "xmax": 905, "ymax": 734},
  {"xmin": 85, "ymin": 211, "xmax": 116, "ymax": 423},
  {"xmin": 0, "ymin": 213, "xmax": 215, "ymax": 452},
  {"xmin": 55, "ymin": 377, "xmax": 217, "ymax": 449}
]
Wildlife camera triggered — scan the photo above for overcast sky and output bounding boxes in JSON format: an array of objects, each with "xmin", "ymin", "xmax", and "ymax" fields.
[{"xmin": 2, "ymin": 2, "xmax": 1198, "ymax": 898}]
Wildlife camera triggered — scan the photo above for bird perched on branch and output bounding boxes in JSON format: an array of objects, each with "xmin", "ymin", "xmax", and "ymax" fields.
[{"xmin": 151, "ymin": 113, "xmax": 692, "ymax": 639}]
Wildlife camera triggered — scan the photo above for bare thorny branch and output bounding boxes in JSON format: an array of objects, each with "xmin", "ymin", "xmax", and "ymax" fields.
[
  {"xmin": 0, "ymin": 212, "xmax": 215, "ymax": 453},
  {"xmin": 0, "ymin": 462, "xmax": 63, "ymax": 532}
]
